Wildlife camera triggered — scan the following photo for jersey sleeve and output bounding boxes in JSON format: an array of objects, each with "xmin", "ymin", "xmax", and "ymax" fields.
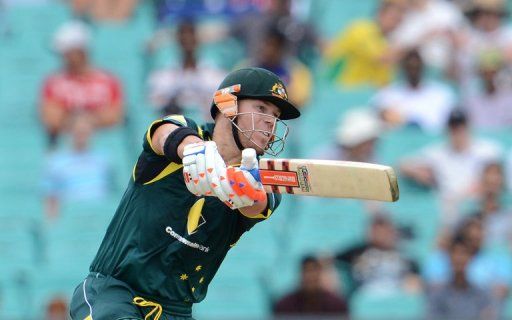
[
  {"xmin": 228, "ymin": 193, "xmax": 281, "ymax": 247},
  {"xmin": 132, "ymin": 115, "xmax": 203, "ymax": 185},
  {"xmin": 237, "ymin": 193, "xmax": 282, "ymax": 231},
  {"xmin": 142, "ymin": 114, "xmax": 203, "ymax": 155}
]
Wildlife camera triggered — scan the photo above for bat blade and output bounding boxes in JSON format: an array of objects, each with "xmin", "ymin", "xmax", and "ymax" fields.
[{"xmin": 259, "ymin": 159, "xmax": 399, "ymax": 202}]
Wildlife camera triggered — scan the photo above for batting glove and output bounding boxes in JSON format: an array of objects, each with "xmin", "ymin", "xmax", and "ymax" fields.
[
  {"xmin": 220, "ymin": 149, "xmax": 266, "ymax": 209},
  {"xmin": 183, "ymin": 142, "xmax": 264, "ymax": 210},
  {"xmin": 183, "ymin": 141, "xmax": 217, "ymax": 197}
]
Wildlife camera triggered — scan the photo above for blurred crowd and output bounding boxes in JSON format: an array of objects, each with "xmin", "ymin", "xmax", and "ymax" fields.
[{"xmin": 2, "ymin": 0, "xmax": 512, "ymax": 318}]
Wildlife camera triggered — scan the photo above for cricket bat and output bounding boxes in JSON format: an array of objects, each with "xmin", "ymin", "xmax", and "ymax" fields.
[{"xmin": 258, "ymin": 158, "xmax": 399, "ymax": 202}]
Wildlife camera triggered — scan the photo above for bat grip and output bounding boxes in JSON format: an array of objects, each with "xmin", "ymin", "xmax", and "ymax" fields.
[
  {"xmin": 241, "ymin": 148, "xmax": 257, "ymax": 170},
  {"xmin": 241, "ymin": 148, "xmax": 260, "ymax": 182}
]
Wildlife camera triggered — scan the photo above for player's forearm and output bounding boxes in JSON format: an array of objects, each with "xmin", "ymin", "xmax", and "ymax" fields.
[{"xmin": 238, "ymin": 196, "xmax": 268, "ymax": 217}]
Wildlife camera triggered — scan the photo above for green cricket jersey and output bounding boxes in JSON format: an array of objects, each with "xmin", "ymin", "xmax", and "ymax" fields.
[{"xmin": 90, "ymin": 115, "xmax": 281, "ymax": 317}]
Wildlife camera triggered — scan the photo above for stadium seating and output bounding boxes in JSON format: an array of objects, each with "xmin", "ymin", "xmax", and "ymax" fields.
[
  {"xmin": 350, "ymin": 288, "xmax": 426, "ymax": 320},
  {"xmin": 310, "ymin": 0, "xmax": 378, "ymax": 38},
  {"xmin": 297, "ymin": 88, "xmax": 377, "ymax": 159},
  {"xmin": 2, "ymin": 1, "xmax": 512, "ymax": 319}
]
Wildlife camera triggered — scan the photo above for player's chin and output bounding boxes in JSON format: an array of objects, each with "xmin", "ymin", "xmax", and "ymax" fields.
[
  {"xmin": 250, "ymin": 142, "xmax": 266, "ymax": 155},
  {"xmin": 255, "ymin": 147, "xmax": 265, "ymax": 156},
  {"xmin": 244, "ymin": 139, "xmax": 266, "ymax": 155}
]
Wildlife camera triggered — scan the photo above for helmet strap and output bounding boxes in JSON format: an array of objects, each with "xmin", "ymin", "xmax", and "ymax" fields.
[{"xmin": 231, "ymin": 118, "xmax": 245, "ymax": 152}]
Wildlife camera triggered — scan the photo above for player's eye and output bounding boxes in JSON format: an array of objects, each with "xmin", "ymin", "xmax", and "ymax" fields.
[{"xmin": 258, "ymin": 105, "xmax": 265, "ymax": 112}]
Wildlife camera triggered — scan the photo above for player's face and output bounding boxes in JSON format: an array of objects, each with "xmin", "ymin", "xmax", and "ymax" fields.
[{"xmin": 235, "ymin": 99, "xmax": 282, "ymax": 154}]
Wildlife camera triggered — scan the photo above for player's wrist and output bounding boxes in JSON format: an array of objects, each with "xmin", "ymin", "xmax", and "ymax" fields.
[
  {"xmin": 163, "ymin": 127, "xmax": 202, "ymax": 164},
  {"xmin": 178, "ymin": 137, "xmax": 205, "ymax": 158},
  {"xmin": 238, "ymin": 196, "xmax": 268, "ymax": 217}
]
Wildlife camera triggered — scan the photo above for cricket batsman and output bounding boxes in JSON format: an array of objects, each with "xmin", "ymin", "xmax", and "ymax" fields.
[{"xmin": 70, "ymin": 67, "xmax": 301, "ymax": 320}]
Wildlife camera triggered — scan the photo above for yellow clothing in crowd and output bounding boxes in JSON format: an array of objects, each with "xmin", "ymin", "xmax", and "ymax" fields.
[
  {"xmin": 286, "ymin": 59, "xmax": 313, "ymax": 108},
  {"xmin": 325, "ymin": 20, "xmax": 394, "ymax": 88}
]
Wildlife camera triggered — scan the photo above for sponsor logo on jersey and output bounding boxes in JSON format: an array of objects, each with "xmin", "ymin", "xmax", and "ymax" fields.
[{"xmin": 165, "ymin": 227, "xmax": 210, "ymax": 253}]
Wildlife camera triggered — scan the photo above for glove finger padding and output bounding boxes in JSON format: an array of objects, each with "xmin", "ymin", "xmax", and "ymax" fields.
[
  {"xmin": 194, "ymin": 152, "xmax": 211, "ymax": 195},
  {"xmin": 204, "ymin": 142, "xmax": 230, "ymax": 202},
  {"xmin": 183, "ymin": 142, "xmax": 209, "ymax": 196},
  {"xmin": 237, "ymin": 170, "xmax": 266, "ymax": 202},
  {"xmin": 220, "ymin": 166, "xmax": 253, "ymax": 209},
  {"xmin": 183, "ymin": 165, "xmax": 199, "ymax": 196},
  {"xmin": 183, "ymin": 155, "xmax": 201, "ymax": 196},
  {"xmin": 227, "ymin": 167, "xmax": 266, "ymax": 202}
]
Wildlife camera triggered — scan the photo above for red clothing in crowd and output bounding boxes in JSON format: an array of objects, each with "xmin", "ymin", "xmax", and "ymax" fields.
[{"xmin": 41, "ymin": 68, "xmax": 122, "ymax": 112}]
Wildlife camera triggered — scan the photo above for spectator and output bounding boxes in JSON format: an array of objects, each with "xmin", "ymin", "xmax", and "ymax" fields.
[
  {"xmin": 273, "ymin": 255, "xmax": 349, "ymax": 318},
  {"xmin": 372, "ymin": 49, "xmax": 456, "ymax": 133},
  {"xmin": 2, "ymin": 0, "xmax": 50, "ymax": 5},
  {"xmin": 424, "ymin": 216, "xmax": 512, "ymax": 310},
  {"xmin": 470, "ymin": 162, "xmax": 512, "ymax": 249},
  {"xmin": 507, "ymin": 150, "xmax": 512, "ymax": 193},
  {"xmin": 40, "ymin": 21, "xmax": 124, "ymax": 148},
  {"xmin": 147, "ymin": 20, "xmax": 226, "ymax": 121},
  {"xmin": 392, "ymin": 0, "xmax": 464, "ymax": 71},
  {"xmin": 42, "ymin": 114, "xmax": 113, "ymax": 220},
  {"xmin": 462, "ymin": 50, "xmax": 512, "ymax": 130},
  {"xmin": 45, "ymin": 296, "xmax": 68, "ymax": 320},
  {"xmin": 427, "ymin": 237, "xmax": 496, "ymax": 320},
  {"xmin": 315, "ymin": 108, "xmax": 386, "ymax": 213},
  {"xmin": 454, "ymin": 0, "xmax": 512, "ymax": 77},
  {"xmin": 335, "ymin": 214, "xmax": 421, "ymax": 297},
  {"xmin": 0, "ymin": 1, "xmax": 7, "ymax": 38},
  {"xmin": 238, "ymin": 25, "xmax": 312, "ymax": 109},
  {"xmin": 400, "ymin": 109, "xmax": 503, "ymax": 226},
  {"xmin": 324, "ymin": 0, "xmax": 406, "ymax": 87},
  {"xmin": 70, "ymin": 0, "xmax": 138, "ymax": 22},
  {"xmin": 231, "ymin": 0, "xmax": 318, "ymax": 65},
  {"xmin": 316, "ymin": 108, "xmax": 382, "ymax": 163},
  {"xmin": 235, "ymin": 24, "xmax": 312, "ymax": 158}
]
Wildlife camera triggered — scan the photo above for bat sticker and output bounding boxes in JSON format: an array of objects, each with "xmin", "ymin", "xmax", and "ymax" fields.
[
  {"xmin": 260, "ymin": 170, "xmax": 299, "ymax": 188},
  {"xmin": 297, "ymin": 166, "xmax": 311, "ymax": 193}
]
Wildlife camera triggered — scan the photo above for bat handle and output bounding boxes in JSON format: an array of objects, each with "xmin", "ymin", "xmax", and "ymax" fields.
[
  {"xmin": 241, "ymin": 148, "xmax": 260, "ymax": 182},
  {"xmin": 241, "ymin": 148, "xmax": 258, "ymax": 170}
]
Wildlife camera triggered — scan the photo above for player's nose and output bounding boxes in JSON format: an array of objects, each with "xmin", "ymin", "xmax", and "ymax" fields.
[{"xmin": 262, "ymin": 116, "xmax": 274, "ymax": 131}]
